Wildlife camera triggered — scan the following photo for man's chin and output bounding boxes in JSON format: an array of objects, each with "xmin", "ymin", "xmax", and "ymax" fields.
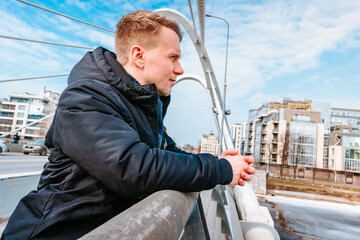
[{"xmin": 158, "ymin": 90, "xmax": 171, "ymax": 97}]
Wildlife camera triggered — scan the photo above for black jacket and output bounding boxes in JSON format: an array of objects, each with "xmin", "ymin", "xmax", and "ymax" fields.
[{"xmin": 1, "ymin": 47, "xmax": 232, "ymax": 240}]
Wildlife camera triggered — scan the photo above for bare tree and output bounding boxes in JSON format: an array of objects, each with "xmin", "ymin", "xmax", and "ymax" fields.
[
  {"xmin": 278, "ymin": 130, "xmax": 290, "ymax": 180},
  {"xmin": 264, "ymin": 140, "xmax": 272, "ymax": 179},
  {"xmin": 289, "ymin": 134, "xmax": 302, "ymax": 180}
]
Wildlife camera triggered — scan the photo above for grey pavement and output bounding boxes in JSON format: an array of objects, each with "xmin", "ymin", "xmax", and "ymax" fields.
[{"xmin": 0, "ymin": 152, "xmax": 48, "ymax": 176}]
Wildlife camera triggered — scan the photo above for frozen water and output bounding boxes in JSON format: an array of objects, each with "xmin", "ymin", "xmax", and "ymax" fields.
[{"xmin": 259, "ymin": 195, "xmax": 360, "ymax": 240}]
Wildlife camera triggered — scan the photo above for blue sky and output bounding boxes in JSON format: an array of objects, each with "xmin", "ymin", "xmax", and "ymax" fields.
[{"xmin": 1, "ymin": 0, "xmax": 360, "ymax": 146}]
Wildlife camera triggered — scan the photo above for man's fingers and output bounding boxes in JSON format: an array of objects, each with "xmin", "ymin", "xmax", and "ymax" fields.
[
  {"xmin": 224, "ymin": 149, "xmax": 238, "ymax": 155},
  {"xmin": 238, "ymin": 178, "xmax": 245, "ymax": 186},
  {"xmin": 244, "ymin": 156, "xmax": 254, "ymax": 164},
  {"xmin": 240, "ymin": 172, "xmax": 251, "ymax": 181},
  {"xmin": 220, "ymin": 149, "xmax": 239, "ymax": 158},
  {"xmin": 245, "ymin": 166, "xmax": 256, "ymax": 175}
]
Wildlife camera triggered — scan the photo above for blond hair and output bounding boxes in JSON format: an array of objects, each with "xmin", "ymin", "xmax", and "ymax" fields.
[{"xmin": 115, "ymin": 10, "xmax": 182, "ymax": 65}]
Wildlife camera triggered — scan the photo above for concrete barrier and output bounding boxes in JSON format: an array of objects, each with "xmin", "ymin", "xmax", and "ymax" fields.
[
  {"xmin": 250, "ymin": 170, "xmax": 267, "ymax": 195},
  {"xmin": 0, "ymin": 173, "xmax": 41, "ymax": 219},
  {"xmin": 4, "ymin": 143, "xmax": 24, "ymax": 153}
]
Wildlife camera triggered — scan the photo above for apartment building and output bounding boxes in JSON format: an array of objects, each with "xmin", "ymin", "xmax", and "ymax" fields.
[
  {"xmin": 0, "ymin": 87, "xmax": 60, "ymax": 140},
  {"xmin": 244, "ymin": 99, "xmax": 360, "ymax": 174},
  {"xmin": 200, "ymin": 132, "xmax": 219, "ymax": 156},
  {"xmin": 328, "ymin": 108, "xmax": 360, "ymax": 172},
  {"xmin": 244, "ymin": 99, "xmax": 324, "ymax": 168},
  {"xmin": 331, "ymin": 107, "xmax": 360, "ymax": 127}
]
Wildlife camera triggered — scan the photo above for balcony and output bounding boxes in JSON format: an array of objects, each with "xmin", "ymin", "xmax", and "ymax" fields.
[
  {"xmin": 272, "ymin": 129, "xmax": 279, "ymax": 134},
  {"xmin": 10, "ymin": 98, "xmax": 28, "ymax": 103},
  {"xmin": 28, "ymin": 114, "xmax": 44, "ymax": 120},
  {"xmin": 0, "ymin": 119, "xmax": 13, "ymax": 125},
  {"xmin": 0, "ymin": 112, "xmax": 15, "ymax": 118},
  {"xmin": 1, "ymin": 106, "xmax": 16, "ymax": 111}
]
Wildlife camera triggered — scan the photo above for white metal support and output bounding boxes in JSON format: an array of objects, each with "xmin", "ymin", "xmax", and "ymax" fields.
[
  {"xmin": 0, "ymin": 113, "xmax": 55, "ymax": 138},
  {"xmin": 155, "ymin": 8, "xmax": 232, "ymax": 151},
  {"xmin": 155, "ymin": 8, "xmax": 279, "ymax": 240}
]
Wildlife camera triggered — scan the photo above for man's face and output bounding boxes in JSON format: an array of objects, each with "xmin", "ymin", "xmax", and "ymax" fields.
[{"xmin": 142, "ymin": 26, "xmax": 184, "ymax": 96}]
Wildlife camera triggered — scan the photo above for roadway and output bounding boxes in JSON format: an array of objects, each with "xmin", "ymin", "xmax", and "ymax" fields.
[{"xmin": 0, "ymin": 152, "xmax": 47, "ymax": 176}]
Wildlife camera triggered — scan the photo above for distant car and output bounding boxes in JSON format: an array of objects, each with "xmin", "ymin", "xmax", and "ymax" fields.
[
  {"xmin": 0, "ymin": 140, "xmax": 6, "ymax": 153},
  {"xmin": 22, "ymin": 139, "xmax": 49, "ymax": 156}
]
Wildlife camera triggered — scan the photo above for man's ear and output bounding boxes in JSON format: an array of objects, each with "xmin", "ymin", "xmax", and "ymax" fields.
[{"xmin": 130, "ymin": 45, "xmax": 144, "ymax": 68}]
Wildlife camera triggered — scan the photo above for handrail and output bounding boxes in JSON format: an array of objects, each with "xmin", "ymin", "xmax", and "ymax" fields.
[
  {"xmin": 80, "ymin": 184, "xmax": 280, "ymax": 240},
  {"xmin": 80, "ymin": 190, "xmax": 197, "ymax": 240}
]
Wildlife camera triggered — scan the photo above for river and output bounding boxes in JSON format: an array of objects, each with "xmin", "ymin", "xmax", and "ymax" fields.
[{"xmin": 258, "ymin": 194, "xmax": 360, "ymax": 240}]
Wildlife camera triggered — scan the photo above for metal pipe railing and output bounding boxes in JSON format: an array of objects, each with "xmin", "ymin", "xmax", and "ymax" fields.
[
  {"xmin": 80, "ymin": 190, "xmax": 197, "ymax": 240},
  {"xmin": 0, "ymin": 113, "xmax": 55, "ymax": 138}
]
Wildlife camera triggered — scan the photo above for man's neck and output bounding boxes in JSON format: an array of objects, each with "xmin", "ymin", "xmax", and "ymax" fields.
[{"xmin": 121, "ymin": 62, "xmax": 145, "ymax": 86}]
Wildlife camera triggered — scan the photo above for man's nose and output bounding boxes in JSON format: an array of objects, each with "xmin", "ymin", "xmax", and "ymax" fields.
[{"xmin": 174, "ymin": 61, "xmax": 184, "ymax": 76}]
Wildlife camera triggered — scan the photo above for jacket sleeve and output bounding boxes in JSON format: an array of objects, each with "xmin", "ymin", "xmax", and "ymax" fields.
[
  {"xmin": 52, "ymin": 80, "xmax": 233, "ymax": 199},
  {"xmin": 163, "ymin": 131, "xmax": 191, "ymax": 154}
]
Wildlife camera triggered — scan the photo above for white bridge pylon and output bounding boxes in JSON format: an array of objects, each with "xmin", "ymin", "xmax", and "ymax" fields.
[
  {"xmin": 155, "ymin": 9, "xmax": 280, "ymax": 240},
  {"xmin": 155, "ymin": 8, "xmax": 233, "ymax": 151}
]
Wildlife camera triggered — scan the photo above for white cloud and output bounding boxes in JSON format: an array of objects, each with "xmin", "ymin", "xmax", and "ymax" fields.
[
  {"xmin": 204, "ymin": 0, "xmax": 360, "ymax": 82},
  {"xmin": 324, "ymin": 77, "xmax": 340, "ymax": 89},
  {"xmin": 51, "ymin": 16, "xmax": 114, "ymax": 49},
  {"xmin": 0, "ymin": 9, "xmax": 59, "ymax": 41},
  {"xmin": 65, "ymin": 0, "xmax": 92, "ymax": 11}
]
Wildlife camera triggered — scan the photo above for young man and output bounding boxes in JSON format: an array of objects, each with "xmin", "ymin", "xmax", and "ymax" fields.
[
  {"xmin": 12, "ymin": 133, "xmax": 20, "ymax": 144},
  {"xmin": 1, "ymin": 10, "xmax": 255, "ymax": 240}
]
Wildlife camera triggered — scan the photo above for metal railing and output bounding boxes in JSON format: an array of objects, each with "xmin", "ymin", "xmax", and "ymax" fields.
[
  {"xmin": 80, "ymin": 190, "xmax": 197, "ymax": 240},
  {"xmin": 81, "ymin": 184, "xmax": 280, "ymax": 240}
]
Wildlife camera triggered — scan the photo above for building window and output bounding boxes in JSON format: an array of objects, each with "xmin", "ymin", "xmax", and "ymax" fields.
[
  {"xmin": 10, "ymin": 97, "xmax": 28, "ymax": 103},
  {"xmin": 16, "ymin": 120, "xmax": 23, "ymax": 125},
  {"xmin": 294, "ymin": 115, "xmax": 311, "ymax": 122},
  {"xmin": 2, "ymin": 104, "xmax": 16, "ymax": 110},
  {"xmin": 28, "ymin": 114, "xmax": 43, "ymax": 120},
  {"xmin": 17, "ymin": 112, "xmax": 25, "ymax": 118},
  {"xmin": 0, "ymin": 119, "xmax": 13, "ymax": 125},
  {"xmin": 25, "ymin": 129, "xmax": 35, "ymax": 134},
  {"xmin": 0, "ymin": 111, "xmax": 14, "ymax": 118},
  {"xmin": 18, "ymin": 105, "xmax": 26, "ymax": 110},
  {"xmin": 323, "ymin": 158, "xmax": 328, "ymax": 168}
]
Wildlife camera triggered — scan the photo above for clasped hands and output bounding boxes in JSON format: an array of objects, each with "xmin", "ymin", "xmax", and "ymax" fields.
[{"xmin": 219, "ymin": 149, "xmax": 255, "ymax": 186}]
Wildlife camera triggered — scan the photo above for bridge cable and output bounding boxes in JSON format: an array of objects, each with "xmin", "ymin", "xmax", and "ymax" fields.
[
  {"xmin": 0, "ymin": 74, "xmax": 69, "ymax": 83},
  {"xmin": 15, "ymin": 0, "xmax": 114, "ymax": 33},
  {"xmin": 197, "ymin": 0, "xmax": 206, "ymax": 57},
  {"xmin": 0, "ymin": 35, "xmax": 95, "ymax": 50},
  {"xmin": 187, "ymin": 0, "xmax": 200, "ymax": 43}
]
